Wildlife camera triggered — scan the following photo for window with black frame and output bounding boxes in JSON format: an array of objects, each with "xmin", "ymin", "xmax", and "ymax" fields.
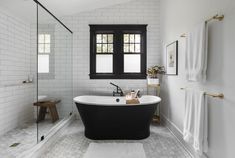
[
  {"xmin": 89, "ymin": 25, "xmax": 147, "ymax": 79},
  {"xmin": 95, "ymin": 34, "xmax": 114, "ymax": 73}
]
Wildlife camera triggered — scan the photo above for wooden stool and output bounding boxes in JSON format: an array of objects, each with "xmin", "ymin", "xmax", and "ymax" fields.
[{"xmin": 34, "ymin": 99, "xmax": 61, "ymax": 123}]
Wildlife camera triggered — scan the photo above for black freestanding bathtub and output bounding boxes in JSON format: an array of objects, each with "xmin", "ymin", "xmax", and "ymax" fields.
[{"xmin": 74, "ymin": 95, "xmax": 161, "ymax": 140}]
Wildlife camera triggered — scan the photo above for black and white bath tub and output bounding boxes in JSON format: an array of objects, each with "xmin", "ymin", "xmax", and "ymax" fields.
[{"xmin": 74, "ymin": 95, "xmax": 161, "ymax": 140}]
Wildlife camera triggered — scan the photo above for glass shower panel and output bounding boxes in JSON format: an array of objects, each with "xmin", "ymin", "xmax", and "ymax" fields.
[{"xmin": 37, "ymin": 5, "xmax": 73, "ymax": 141}]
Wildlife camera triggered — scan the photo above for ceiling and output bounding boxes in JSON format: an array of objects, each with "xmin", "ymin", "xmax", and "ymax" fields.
[
  {"xmin": 0, "ymin": 0, "xmax": 133, "ymax": 22},
  {"xmin": 38, "ymin": 0, "xmax": 133, "ymax": 16}
]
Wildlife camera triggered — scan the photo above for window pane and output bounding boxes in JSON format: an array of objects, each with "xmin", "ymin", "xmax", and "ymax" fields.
[
  {"xmin": 108, "ymin": 34, "xmax": 113, "ymax": 43},
  {"xmin": 102, "ymin": 44, "xmax": 107, "ymax": 52},
  {"xmin": 108, "ymin": 44, "xmax": 113, "ymax": 53},
  {"xmin": 124, "ymin": 54, "xmax": 141, "ymax": 73},
  {"xmin": 45, "ymin": 34, "xmax": 51, "ymax": 43},
  {"xmin": 135, "ymin": 34, "xmax": 141, "ymax": 43},
  {"xmin": 38, "ymin": 34, "xmax": 44, "ymax": 43},
  {"xmin": 96, "ymin": 54, "xmax": 113, "ymax": 73},
  {"xmin": 44, "ymin": 44, "xmax": 50, "ymax": 53},
  {"xmin": 38, "ymin": 55, "xmax": 49, "ymax": 73},
  {"xmin": 102, "ymin": 34, "xmax": 108, "ymax": 43},
  {"xmin": 124, "ymin": 44, "xmax": 129, "ymax": 52},
  {"xmin": 130, "ymin": 34, "xmax": 135, "ymax": 43},
  {"xmin": 96, "ymin": 34, "xmax": 102, "ymax": 43},
  {"xmin": 38, "ymin": 44, "xmax": 44, "ymax": 53},
  {"xmin": 135, "ymin": 44, "xmax": 141, "ymax": 52},
  {"xmin": 130, "ymin": 44, "xmax": 135, "ymax": 52},
  {"xmin": 96, "ymin": 44, "xmax": 102, "ymax": 53},
  {"xmin": 124, "ymin": 34, "xmax": 129, "ymax": 43}
]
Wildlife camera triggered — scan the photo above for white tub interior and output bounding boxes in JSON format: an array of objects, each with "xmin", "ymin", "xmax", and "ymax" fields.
[{"xmin": 73, "ymin": 95, "xmax": 161, "ymax": 106}]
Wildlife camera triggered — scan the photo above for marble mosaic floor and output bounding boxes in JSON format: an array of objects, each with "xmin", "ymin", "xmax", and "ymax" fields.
[
  {"xmin": 0, "ymin": 119, "xmax": 60, "ymax": 158},
  {"xmin": 41, "ymin": 120, "xmax": 192, "ymax": 158}
]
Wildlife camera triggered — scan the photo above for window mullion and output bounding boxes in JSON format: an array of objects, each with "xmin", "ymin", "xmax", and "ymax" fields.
[
  {"xmin": 141, "ymin": 32, "xmax": 146, "ymax": 74},
  {"xmin": 115, "ymin": 31, "xmax": 123, "ymax": 75},
  {"xmin": 90, "ymin": 30, "xmax": 96, "ymax": 75},
  {"xmin": 113, "ymin": 31, "xmax": 118, "ymax": 75}
]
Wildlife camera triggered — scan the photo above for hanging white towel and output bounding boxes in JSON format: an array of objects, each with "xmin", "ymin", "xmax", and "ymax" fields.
[
  {"xmin": 185, "ymin": 22, "xmax": 208, "ymax": 82},
  {"xmin": 183, "ymin": 89, "xmax": 208, "ymax": 156}
]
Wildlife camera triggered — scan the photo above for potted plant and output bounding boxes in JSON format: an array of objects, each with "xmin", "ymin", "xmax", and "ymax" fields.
[{"xmin": 147, "ymin": 65, "xmax": 165, "ymax": 85}]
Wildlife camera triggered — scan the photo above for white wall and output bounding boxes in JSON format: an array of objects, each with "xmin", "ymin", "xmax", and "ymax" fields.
[
  {"xmin": 0, "ymin": 9, "xmax": 35, "ymax": 135},
  {"xmin": 61, "ymin": 0, "xmax": 160, "ymax": 99},
  {"xmin": 160, "ymin": 0, "xmax": 235, "ymax": 157}
]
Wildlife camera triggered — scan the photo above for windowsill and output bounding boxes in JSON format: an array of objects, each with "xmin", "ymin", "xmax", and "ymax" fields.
[{"xmin": 89, "ymin": 73, "xmax": 147, "ymax": 79}]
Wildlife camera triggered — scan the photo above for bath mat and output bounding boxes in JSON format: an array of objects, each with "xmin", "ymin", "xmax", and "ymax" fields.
[{"xmin": 83, "ymin": 143, "xmax": 146, "ymax": 158}]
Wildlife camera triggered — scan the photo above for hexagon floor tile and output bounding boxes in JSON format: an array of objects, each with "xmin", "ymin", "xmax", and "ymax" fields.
[{"xmin": 41, "ymin": 120, "xmax": 192, "ymax": 158}]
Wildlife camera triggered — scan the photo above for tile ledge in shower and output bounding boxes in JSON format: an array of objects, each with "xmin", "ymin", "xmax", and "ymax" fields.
[{"xmin": 1, "ymin": 82, "xmax": 34, "ymax": 88}]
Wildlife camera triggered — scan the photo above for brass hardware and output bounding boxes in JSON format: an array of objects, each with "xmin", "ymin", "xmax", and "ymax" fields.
[
  {"xmin": 147, "ymin": 84, "xmax": 160, "ymax": 88},
  {"xmin": 206, "ymin": 14, "xmax": 224, "ymax": 23},
  {"xmin": 180, "ymin": 14, "xmax": 224, "ymax": 38},
  {"xmin": 180, "ymin": 33, "xmax": 186, "ymax": 38},
  {"xmin": 180, "ymin": 88, "xmax": 224, "ymax": 99},
  {"xmin": 10, "ymin": 143, "xmax": 20, "ymax": 147}
]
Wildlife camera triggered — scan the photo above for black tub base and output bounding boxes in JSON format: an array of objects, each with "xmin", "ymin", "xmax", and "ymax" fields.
[
  {"xmin": 76, "ymin": 102, "xmax": 158, "ymax": 140},
  {"xmin": 85, "ymin": 129, "xmax": 150, "ymax": 140}
]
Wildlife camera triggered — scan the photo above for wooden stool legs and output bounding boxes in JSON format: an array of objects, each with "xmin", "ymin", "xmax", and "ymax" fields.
[
  {"xmin": 48, "ymin": 103, "xmax": 59, "ymax": 123},
  {"xmin": 37, "ymin": 106, "xmax": 47, "ymax": 123},
  {"xmin": 34, "ymin": 100, "xmax": 60, "ymax": 123}
]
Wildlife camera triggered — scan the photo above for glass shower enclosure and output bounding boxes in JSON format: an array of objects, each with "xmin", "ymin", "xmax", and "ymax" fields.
[
  {"xmin": 0, "ymin": 0, "xmax": 73, "ymax": 156},
  {"xmin": 35, "ymin": 1, "xmax": 73, "ymax": 142}
]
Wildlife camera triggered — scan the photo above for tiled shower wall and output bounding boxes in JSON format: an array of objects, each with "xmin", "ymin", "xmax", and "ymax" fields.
[
  {"xmin": 30, "ymin": 23, "xmax": 73, "ymax": 119},
  {"xmin": 62, "ymin": 0, "xmax": 160, "ymax": 98},
  {"xmin": 37, "ymin": 25, "xmax": 73, "ymax": 118},
  {"xmin": 0, "ymin": 9, "xmax": 35, "ymax": 135}
]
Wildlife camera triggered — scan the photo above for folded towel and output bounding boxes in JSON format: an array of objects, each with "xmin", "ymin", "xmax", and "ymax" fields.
[
  {"xmin": 183, "ymin": 89, "xmax": 208, "ymax": 156},
  {"xmin": 185, "ymin": 22, "xmax": 208, "ymax": 82}
]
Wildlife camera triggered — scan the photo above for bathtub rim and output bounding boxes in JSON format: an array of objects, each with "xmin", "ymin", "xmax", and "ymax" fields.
[{"xmin": 73, "ymin": 95, "xmax": 161, "ymax": 106}]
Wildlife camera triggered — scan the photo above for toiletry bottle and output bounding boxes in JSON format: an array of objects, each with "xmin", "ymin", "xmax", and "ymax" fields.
[{"xmin": 131, "ymin": 90, "xmax": 135, "ymax": 99}]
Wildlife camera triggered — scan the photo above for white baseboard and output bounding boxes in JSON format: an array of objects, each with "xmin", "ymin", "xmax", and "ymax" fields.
[
  {"xmin": 160, "ymin": 114, "xmax": 196, "ymax": 158},
  {"xmin": 18, "ymin": 114, "xmax": 75, "ymax": 158},
  {"xmin": 160, "ymin": 114, "xmax": 209, "ymax": 158}
]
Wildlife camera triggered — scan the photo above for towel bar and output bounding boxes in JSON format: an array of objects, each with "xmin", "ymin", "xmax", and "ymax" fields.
[
  {"xmin": 180, "ymin": 14, "xmax": 224, "ymax": 37},
  {"xmin": 180, "ymin": 88, "xmax": 224, "ymax": 99}
]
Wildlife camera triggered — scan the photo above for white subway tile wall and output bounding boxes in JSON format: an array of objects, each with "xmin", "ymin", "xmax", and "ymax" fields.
[
  {"xmin": 0, "ymin": 9, "xmax": 35, "ymax": 135},
  {"xmin": 30, "ymin": 23, "xmax": 73, "ymax": 118},
  {"xmin": 61, "ymin": 0, "xmax": 160, "ymax": 100},
  {"xmin": 39, "ymin": 25, "xmax": 73, "ymax": 118}
]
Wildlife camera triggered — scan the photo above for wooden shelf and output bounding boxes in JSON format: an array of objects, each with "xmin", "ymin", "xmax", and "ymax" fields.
[
  {"xmin": 147, "ymin": 84, "xmax": 160, "ymax": 88},
  {"xmin": 147, "ymin": 83, "xmax": 161, "ymax": 124},
  {"xmin": 152, "ymin": 115, "xmax": 160, "ymax": 124}
]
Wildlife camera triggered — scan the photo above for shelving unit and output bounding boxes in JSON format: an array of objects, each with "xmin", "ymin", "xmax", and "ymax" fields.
[{"xmin": 147, "ymin": 84, "xmax": 161, "ymax": 123}]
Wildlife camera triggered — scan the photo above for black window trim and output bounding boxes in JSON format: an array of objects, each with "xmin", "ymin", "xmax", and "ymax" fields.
[{"xmin": 89, "ymin": 24, "xmax": 147, "ymax": 79}]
